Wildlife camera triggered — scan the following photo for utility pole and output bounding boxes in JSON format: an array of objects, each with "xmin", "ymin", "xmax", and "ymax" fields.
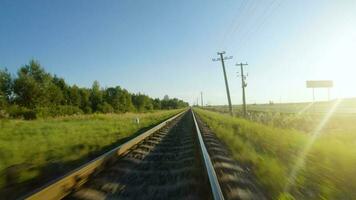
[
  {"xmin": 201, "ymin": 92, "xmax": 204, "ymax": 107},
  {"xmin": 236, "ymin": 62, "xmax": 248, "ymax": 117},
  {"xmin": 213, "ymin": 52, "xmax": 233, "ymax": 116}
]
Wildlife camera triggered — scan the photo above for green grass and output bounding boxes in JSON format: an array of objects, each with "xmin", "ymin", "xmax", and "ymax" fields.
[
  {"xmin": 194, "ymin": 108, "xmax": 356, "ymax": 199},
  {"xmin": 0, "ymin": 109, "xmax": 182, "ymax": 196},
  {"xmin": 206, "ymin": 99, "xmax": 356, "ymax": 133},
  {"xmin": 209, "ymin": 98, "xmax": 356, "ymax": 114}
]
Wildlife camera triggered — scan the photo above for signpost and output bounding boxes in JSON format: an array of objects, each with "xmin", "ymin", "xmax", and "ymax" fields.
[{"xmin": 306, "ymin": 80, "xmax": 333, "ymax": 101}]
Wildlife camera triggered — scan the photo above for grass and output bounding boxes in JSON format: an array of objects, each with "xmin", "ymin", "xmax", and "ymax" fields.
[
  {"xmin": 194, "ymin": 108, "xmax": 356, "ymax": 199},
  {"xmin": 210, "ymin": 98, "xmax": 356, "ymax": 114},
  {"xmin": 206, "ymin": 99, "xmax": 356, "ymax": 133},
  {"xmin": 0, "ymin": 109, "xmax": 182, "ymax": 197}
]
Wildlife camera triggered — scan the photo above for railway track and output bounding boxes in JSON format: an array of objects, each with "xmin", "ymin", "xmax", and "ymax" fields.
[{"xmin": 24, "ymin": 109, "xmax": 264, "ymax": 200}]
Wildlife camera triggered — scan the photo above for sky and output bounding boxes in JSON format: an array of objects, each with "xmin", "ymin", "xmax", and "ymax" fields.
[{"xmin": 1, "ymin": 0, "xmax": 355, "ymax": 105}]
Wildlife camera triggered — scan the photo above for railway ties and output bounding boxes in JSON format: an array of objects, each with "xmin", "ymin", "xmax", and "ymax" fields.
[{"xmin": 66, "ymin": 111, "xmax": 212, "ymax": 200}]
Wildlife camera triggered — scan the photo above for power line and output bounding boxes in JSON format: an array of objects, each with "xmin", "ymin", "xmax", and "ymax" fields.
[
  {"xmin": 219, "ymin": 0, "xmax": 282, "ymax": 53},
  {"xmin": 213, "ymin": 51, "xmax": 233, "ymax": 116},
  {"xmin": 219, "ymin": 0, "xmax": 248, "ymax": 49},
  {"xmin": 229, "ymin": 0, "xmax": 260, "ymax": 42},
  {"xmin": 237, "ymin": 0, "xmax": 282, "ymax": 50}
]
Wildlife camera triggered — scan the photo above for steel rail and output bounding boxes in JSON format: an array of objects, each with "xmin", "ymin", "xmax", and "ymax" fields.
[
  {"xmin": 192, "ymin": 110, "xmax": 225, "ymax": 200},
  {"xmin": 23, "ymin": 109, "xmax": 187, "ymax": 200}
]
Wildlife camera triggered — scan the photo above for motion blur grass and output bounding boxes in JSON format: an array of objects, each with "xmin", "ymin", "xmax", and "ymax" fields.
[
  {"xmin": 0, "ymin": 109, "xmax": 182, "ymax": 195},
  {"xmin": 194, "ymin": 108, "xmax": 356, "ymax": 199}
]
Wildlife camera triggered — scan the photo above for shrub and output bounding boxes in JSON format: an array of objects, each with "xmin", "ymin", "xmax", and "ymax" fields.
[
  {"xmin": 0, "ymin": 109, "xmax": 8, "ymax": 119},
  {"xmin": 35, "ymin": 106, "xmax": 83, "ymax": 118},
  {"xmin": 97, "ymin": 102, "xmax": 114, "ymax": 113},
  {"xmin": 6, "ymin": 105, "xmax": 36, "ymax": 119},
  {"xmin": 22, "ymin": 110, "xmax": 37, "ymax": 120},
  {"xmin": 81, "ymin": 106, "xmax": 92, "ymax": 114}
]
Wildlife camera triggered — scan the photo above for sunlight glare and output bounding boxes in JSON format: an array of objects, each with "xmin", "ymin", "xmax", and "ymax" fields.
[
  {"xmin": 284, "ymin": 98, "xmax": 342, "ymax": 193},
  {"xmin": 297, "ymin": 102, "xmax": 315, "ymax": 115}
]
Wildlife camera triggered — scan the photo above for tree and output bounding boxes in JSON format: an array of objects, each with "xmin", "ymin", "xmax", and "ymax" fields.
[
  {"xmin": 44, "ymin": 82, "xmax": 63, "ymax": 106},
  {"xmin": 0, "ymin": 68, "xmax": 12, "ymax": 107},
  {"xmin": 161, "ymin": 98, "xmax": 171, "ymax": 109},
  {"xmin": 2, "ymin": 59, "xmax": 190, "ymax": 117},
  {"xmin": 68, "ymin": 85, "xmax": 81, "ymax": 107},
  {"xmin": 132, "ymin": 93, "xmax": 153, "ymax": 112},
  {"xmin": 89, "ymin": 80, "xmax": 102, "ymax": 112},
  {"xmin": 152, "ymin": 98, "xmax": 161, "ymax": 110},
  {"xmin": 13, "ymin": 60, "xmax": 64, "ymax": 108},
  {"xmin": 118, "ymin": 88, "xmax": 134, "ymax": 112},
  {"xmin": 160, "ymin": 97, "xmax": 188, "ymax": 109},
  {"xmin": 103, "ymin": 87, "xmax": 120, "ymax": 111},
  {"xmin": 19, "ymin": 60, "xmax": 51, "ymax": 83},
  {"xmin": 79, "ymin": 88, "xmax": 91, "ymax": 113},
  {"xmin": 53, "ymin": 75, "xmax": 69, "ymax": 104},
  {"xmin": 13, "ymin": 71, "xmax": 42, "ymax": 108},
  {"xmin": 97, "ymin": 102, "xmax": 114, "ymax": 113}
]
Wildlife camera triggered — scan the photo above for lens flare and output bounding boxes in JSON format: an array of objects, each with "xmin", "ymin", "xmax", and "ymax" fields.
[
  {"xmin": 284, "ymin": 99, "xmax": 342, "ymax": 193},
  {"xmin": 297, "ymin": 102, "xmax": 315, "ymax": 115}
]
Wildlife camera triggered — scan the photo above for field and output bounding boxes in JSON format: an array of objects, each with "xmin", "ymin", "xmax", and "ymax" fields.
[
  {"xmin": 194, "ymin": 106, "xmax": 356, "ymax": 199},
  {"xmin": 206, "ymin": 99, "xmax": 356, "ymax": 133},
  {"xmin": 209, "ymin": 98, "xmax": 356, "ymax": 114},
  {"xmin": 0, "ymin": 109, "xmax": 182, "ymax": 197}
]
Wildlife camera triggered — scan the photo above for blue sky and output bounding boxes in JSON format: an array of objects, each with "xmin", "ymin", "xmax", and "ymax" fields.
[{"xmin": 1, "ymin": 0, "xmax": 355, "ymax": 105}]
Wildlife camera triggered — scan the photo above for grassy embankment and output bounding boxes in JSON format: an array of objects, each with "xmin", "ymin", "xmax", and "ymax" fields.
[
  {"xmin": 0, "ymin": 109, "xmax": 182, "ymax": 196},
  {"xmin": 194, "ymin": 108, "xmax": 356, "ymax": 200}
]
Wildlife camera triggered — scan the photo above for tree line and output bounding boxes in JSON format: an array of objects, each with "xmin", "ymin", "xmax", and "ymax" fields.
[{"xmin": 0, "ymin": 60, "xmax": 188, "ymax": 119}]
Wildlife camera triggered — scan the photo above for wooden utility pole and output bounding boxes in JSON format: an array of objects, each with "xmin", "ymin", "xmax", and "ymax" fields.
[
  {"xmin": 200, "ymin": 92, "xmax": 203, "ymax": 107},
  {"xmin": 236, "ymin": 62, "xmax": 248, "ymax": 117},
  {"xmin": 213, "ymin": 52, "xmax": 233, "ymax": 116}
]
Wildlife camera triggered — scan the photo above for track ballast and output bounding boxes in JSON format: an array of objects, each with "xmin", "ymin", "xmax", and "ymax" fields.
[{"xmin": 67, "ymin": 111, "xmax": 212, "ymax": 200}]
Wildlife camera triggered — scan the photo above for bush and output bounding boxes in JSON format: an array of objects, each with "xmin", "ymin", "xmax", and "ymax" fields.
[
  {"xmin": 35, "ymin": 106, "xmax": 83, "ymax": 118},
  {"xmin": 81, "ymin": 106, "xmax": 92, "ymax": 114},
  {"xmin": 0, "ymin": 109, "xmax": 8, "ymax": 119},
  {"xmin": 6, "ymin": 105, "xmax": 36, "ymax": 119},
  {"xmin": 97, "ymin": 102, "xmax": 114, "ymax": 113},
  {"xmin": 56, "ymin": 105, "xmax": 83, "ymax": 116},
  {"xmin": 22, "ymin": 110, "xmax": 37, "ymax": 120},
  {"xmin": 5, "ymin": 105, "xmax": 84, "ymax": 119}
]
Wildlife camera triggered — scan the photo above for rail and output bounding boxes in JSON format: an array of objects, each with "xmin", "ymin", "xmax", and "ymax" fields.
[
  {"xmin": 23, "ymin": 109, "xmax": 187, "ymax": 200},
  {"xmin": 192, "ymin": 110, "xmax": 225, "ymax": 200}
]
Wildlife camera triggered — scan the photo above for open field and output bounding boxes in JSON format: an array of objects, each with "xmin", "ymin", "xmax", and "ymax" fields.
[
  {"xmin": 205, "ymin": 98, "xmax": 356, "ymax": 133},
  {"xmin": 210, "ymin": 98, "xmax": 356, "ymax": 114},
  {"xmin": 0, "ymin": 109, "xmax": 182, "ymax": 195},
  {"xmin": 194, "ymin": 108, "xmax": 356, "ymax": 199}
]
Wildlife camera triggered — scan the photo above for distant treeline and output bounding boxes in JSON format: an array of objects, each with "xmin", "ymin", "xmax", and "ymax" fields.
[{"xmin": 0, "ymin": 60, "xmax": 188, "ymax": 119}]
